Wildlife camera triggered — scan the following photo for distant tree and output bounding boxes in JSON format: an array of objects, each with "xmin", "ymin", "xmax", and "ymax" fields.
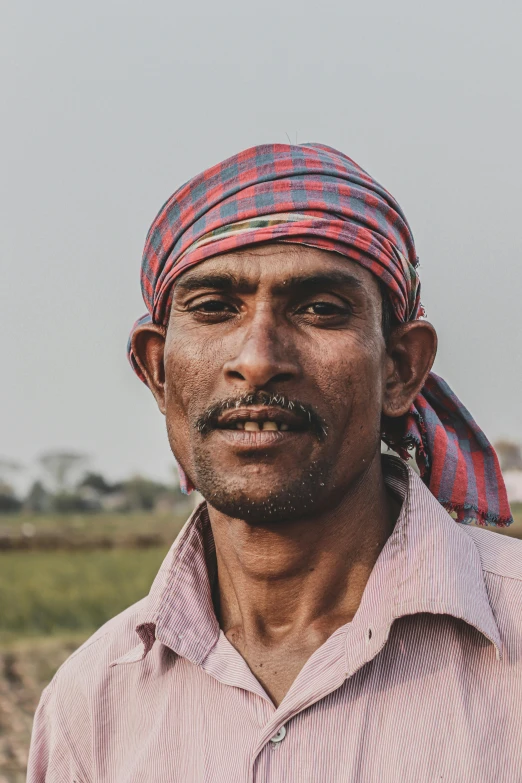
[
  {"xmin": 0, "ymin": 495, "xmax": 21, "ymax": 513},
  {"xmin": 121, "ymin": 475, "xmax": 170, "ymax": 511},
  {"xmin": 78, "ymin": 472, "xmax": 114, "ymax": 495},
  {"xmin": 0, "ymin": 485, "xmax": 22, "ymax": 513},
  {"xmin": 52, "ymin": 492, "xmax": 90, "ymax": 513},
  {"xmin": 38, "ymin": 451, "xmax": 89, "ymax": 493},
  {"xmin": 24, "ymin": 480, "xmax": 51, "ymax": 513},
  {"xmin": 495, "ymin": 440, "xmax": 522, "ymax": 472},
  {"xmin": 0, "ymin": 458, "xmax": 23, "ymax": 513}
]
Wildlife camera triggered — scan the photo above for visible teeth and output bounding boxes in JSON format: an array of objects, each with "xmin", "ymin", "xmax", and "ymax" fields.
[
  {"xmin": 236, "ymin": 422, "xmax": 244, "ymax": 430},
  {"xmin": 280, "ymin": 423, "xmax": 289, "ymax": 431},
  {"xmin": 262, "ymin": 421, "xmax": 278, "ymax": 431},
  {"xmin": 244, "ymin": 421, "xmax": 260, "ymax": 432}
]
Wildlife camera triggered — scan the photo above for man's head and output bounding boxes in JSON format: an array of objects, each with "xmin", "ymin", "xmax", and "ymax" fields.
[
  {"xmin": 127, "ymin": 143, "xmax": 512, "ymax": 527},
  {"xmin": 132, "ymin": 243, "xmax": 436, "ymax": 522}
]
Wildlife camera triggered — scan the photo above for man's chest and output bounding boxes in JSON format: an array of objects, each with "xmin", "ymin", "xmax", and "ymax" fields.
[{"xmin": 88, "ymin": 651, "xmax": 519, "ymax": 783}]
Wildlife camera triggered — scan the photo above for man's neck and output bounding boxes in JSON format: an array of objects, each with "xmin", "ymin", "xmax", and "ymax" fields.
[{"xmin": 206, "ymin": 455, "xmax": 399, "ymax": 704}]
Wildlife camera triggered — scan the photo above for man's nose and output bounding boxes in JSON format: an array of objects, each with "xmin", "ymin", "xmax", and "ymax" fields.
[{"xmin": 223, "ymin": 312, "xmax": 299, "ymax": 388}]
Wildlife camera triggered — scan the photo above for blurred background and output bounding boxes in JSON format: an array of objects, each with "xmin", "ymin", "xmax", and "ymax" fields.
[{"xmin": 1, "ymin": 0, "xmax": 522, "ymax": 779}]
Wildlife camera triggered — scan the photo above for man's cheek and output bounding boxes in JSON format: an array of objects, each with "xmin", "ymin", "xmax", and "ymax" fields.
[
  {"xmin": 165, "ymin": 348, "xmax": 211, "ymax": 413},
  {"xmin": 336, "ymin": 356, "xmax": 382, "ymax": 432}
]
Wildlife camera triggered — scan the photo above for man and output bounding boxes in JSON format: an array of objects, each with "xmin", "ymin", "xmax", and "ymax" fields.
[{"xmin": 29, "ymin": 144, "xmax": 522, "ymax": 782}]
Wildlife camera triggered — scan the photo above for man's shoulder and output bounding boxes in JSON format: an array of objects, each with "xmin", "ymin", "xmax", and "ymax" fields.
[
  {"xmin": 460, "ymin": 524, "xmax": 522, "ymax": 583},
  {"xmin": 459, "ymin": 526, "xmax": 522, "ymax": 657}
]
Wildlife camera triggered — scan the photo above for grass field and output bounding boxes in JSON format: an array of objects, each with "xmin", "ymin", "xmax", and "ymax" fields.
[
  {"xmin": 0, "ymin": 510, "xmax": 189, "ymax": 550},
  {"xmin": 0, "ymin": 547, "xmax": 170, "ymax": 644}
]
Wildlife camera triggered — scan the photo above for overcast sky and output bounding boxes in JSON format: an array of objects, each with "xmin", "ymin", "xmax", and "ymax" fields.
[{"xmin": 2, "ymin": 0, "xmax": 522, "ymax": 488}]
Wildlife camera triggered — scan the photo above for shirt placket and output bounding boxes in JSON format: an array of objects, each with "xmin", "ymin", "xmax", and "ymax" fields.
[
  {"xmin": 247, "ymin": 635, "xmax": 349, "ymax": 781},
  {"xmin": 246, "ymin": 605, "xmax": 403, "ymax": 782}
]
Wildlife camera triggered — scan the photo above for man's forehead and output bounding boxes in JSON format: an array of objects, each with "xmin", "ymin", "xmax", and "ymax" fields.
[{"xmin": 172, "ymin": 243, "xmax": 379, "ymax": 294}]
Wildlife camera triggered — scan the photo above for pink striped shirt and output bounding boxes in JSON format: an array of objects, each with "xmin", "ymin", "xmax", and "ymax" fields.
[{"xmin": 28, "ymin": 457, "xmax": 522, "ymax": 782}]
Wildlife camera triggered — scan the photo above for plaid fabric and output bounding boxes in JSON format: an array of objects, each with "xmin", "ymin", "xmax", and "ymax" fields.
[{"xmin": 129, "ymin": 143, "xmax": 512, "ymax": 526}]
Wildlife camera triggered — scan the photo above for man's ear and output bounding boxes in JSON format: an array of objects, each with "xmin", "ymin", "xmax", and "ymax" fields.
[
  {"xmin": 131, "ymin": 324, "xmax": 167, "ymax": 414},
  {"xmin": 382, "ymin": 321, "xmax": 437, "ymax": 418}
]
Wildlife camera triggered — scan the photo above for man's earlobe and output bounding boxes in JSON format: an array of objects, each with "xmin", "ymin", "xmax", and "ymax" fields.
[
  {"xmin": 382, "ymin": 321, "xmax": 437, "ymax": 418},
  {"xmin": 131, "ymin": 324, "xmax": 168, "ymax": 414}
]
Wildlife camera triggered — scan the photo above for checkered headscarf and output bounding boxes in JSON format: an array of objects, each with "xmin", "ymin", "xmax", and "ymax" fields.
[{"xmin": 129, "ymin": 143, "xmax": 512, "ymax": 527}]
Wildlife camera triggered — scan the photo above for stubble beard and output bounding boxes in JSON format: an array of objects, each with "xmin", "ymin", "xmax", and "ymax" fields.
[{"xmin": 188, "ymin": 445, "xmax": 335, "ymax": 524}]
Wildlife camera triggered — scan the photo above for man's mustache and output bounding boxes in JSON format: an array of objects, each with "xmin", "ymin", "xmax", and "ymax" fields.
[{"xmin": 195, "ymin": 391, "xmax": 328, "ymax": 441}]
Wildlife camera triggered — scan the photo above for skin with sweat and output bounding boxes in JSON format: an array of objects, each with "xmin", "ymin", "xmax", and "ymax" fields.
[{"xmin": 132, "ymin": 244, "xmax": 437, "ymax": 706}]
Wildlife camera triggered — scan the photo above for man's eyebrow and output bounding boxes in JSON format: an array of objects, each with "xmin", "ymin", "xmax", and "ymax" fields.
[
  {"xmin": 174, "ymin": 269, "xmax": 364, "ymax": 296},
  {"xmin": 174, "ymin": 272, "xmax": 255, "ymax": 294},
  {"xmin": 272, "ymin": 272, "xmax": 363, "ymax": 295}
]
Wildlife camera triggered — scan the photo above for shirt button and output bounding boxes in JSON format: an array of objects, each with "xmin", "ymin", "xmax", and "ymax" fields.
[{"xmin": 270, "ymin": 725, "xmax": 287, "ymax": 744}]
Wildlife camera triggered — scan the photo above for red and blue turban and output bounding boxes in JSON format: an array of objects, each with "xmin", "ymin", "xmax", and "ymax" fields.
[{"xmin": 129, "ymin": 143, "xmax": 512, "ymax": 527}]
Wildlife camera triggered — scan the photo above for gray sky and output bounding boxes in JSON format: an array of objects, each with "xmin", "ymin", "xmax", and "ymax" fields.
[{"xmin": 2, "ymin": 0, "xmax": 522, "ymax": 488}]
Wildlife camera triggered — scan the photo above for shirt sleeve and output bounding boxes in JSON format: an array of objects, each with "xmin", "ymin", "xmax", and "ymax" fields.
[{"xmin": 27, "ymin": 678, "xmax": 85, "ymax": 783}]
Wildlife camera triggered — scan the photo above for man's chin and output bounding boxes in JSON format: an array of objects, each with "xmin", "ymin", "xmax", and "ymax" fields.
[
  {"xmin": 194, "ymin": 463, "xmax": 333, "ymax": 524},
  {"xmin": 203, "ymin": 489, "xmax": 321, "ymax": 524}
]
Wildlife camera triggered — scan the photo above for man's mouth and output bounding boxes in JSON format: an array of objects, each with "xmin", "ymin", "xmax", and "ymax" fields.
[
  {"xmin": 215, "ymin": 406, "xmax": 306, "ymax": 434},
  {"xmin": 195, "ymin": 392, "xmax": 327, "ymax": 441}
]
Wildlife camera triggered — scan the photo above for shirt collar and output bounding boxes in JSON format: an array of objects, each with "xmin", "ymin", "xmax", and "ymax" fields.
[
  {"xmin": 111, "ymin": 456, "xmax": 501, "ymax": 667},
  {"xmin": 341, "ymin": 457, "xmax": 502, "ymax": 674}
]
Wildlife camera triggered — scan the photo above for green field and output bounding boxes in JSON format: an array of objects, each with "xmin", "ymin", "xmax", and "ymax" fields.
[
  {"xmin": 0, "ymin": 546, "xmax": 170, "ymax": 644},
  {"xmin": 0, "ymin": 510, "xmax": 189, "ymax": 550}
]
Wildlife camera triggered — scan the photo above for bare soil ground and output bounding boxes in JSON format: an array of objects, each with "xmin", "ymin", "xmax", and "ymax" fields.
[{"xmin": 0, "ymin": 633, "xmax": 89, "ymax": 783}]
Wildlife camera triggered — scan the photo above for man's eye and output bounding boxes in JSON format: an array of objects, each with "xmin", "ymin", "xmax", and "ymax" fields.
[
  {"xmin": 301, "ymin": 302, "xmax": 349, "ymax": 316},
  {"xmin": 192, "ymin": 300, "xmax": 234, "ymax": 313}
]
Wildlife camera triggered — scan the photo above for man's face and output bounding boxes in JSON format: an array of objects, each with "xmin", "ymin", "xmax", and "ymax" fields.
[{"xmin": 162, "ymin": 244, "xmax": 390, "ymax": 522}]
